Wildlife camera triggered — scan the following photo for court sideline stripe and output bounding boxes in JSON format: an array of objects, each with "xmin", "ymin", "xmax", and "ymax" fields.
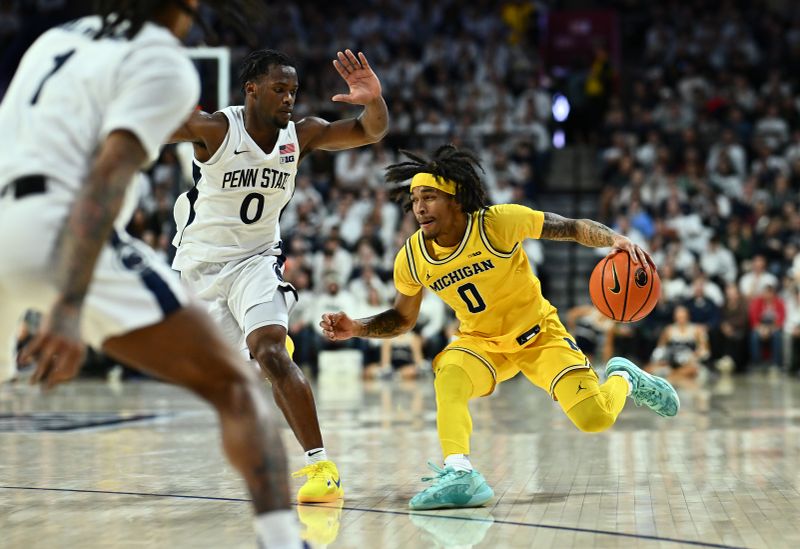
[{"xmin": 0, "ymin": 485, "xmax": 748, "ymax": 549}]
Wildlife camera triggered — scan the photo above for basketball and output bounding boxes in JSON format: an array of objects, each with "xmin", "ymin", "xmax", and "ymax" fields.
[{"xmin": 589, "ymin": 251, "xmax": 660, "ymax": 322}]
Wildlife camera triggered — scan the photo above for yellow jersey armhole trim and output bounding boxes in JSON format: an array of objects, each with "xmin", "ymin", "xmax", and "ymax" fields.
[{"xmin": 478, "ymin": 208, "xmax": 518, "ymax": 258}]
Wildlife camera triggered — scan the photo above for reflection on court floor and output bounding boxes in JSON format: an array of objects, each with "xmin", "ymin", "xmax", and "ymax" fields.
[{"xmin": 1, "ymin": 372, "xmax": 799, "ymax": 548}]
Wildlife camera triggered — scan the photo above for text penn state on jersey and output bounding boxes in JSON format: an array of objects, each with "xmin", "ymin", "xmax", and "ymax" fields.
[{"xmin": 221, "ymin": 167, "xmax": 291, "ymax": 190}]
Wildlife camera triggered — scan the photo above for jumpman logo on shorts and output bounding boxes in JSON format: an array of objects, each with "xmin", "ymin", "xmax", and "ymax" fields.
[{"xmin": 576, "ymin": 382, "xmax": 587, "ymax": 394}]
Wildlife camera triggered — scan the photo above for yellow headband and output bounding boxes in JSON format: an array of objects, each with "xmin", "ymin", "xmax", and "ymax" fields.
[{"xmin": 410, "ymin": 172, "xmax": 456, "ymax": 195}]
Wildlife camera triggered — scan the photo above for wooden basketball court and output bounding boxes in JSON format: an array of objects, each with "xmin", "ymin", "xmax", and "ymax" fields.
[{"xmin": 2, "ymin": 370, "xmax": 798, "ymax": 548}]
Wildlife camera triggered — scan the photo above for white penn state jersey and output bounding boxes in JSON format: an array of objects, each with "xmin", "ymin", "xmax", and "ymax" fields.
[
  {"xmin": 0, "ymin": 16, "xmax": 199, "ymax": 197},
  {"xmin": 172, "ymin": 106, "xmax": 298, "ymax": 269}
]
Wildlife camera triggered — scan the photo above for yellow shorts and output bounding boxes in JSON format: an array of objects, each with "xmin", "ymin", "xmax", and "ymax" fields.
[{"xmin": 433, "ymin": 313, "xmax": 598, "ymax": 410}]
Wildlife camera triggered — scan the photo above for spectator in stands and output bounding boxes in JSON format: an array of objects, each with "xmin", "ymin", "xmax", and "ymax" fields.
[
  {"xmin": 700, "ymin": 234, "xmax": 738, "ymax": 286},
  {"xmin": 783, "ymin": 284, "xmax": 800, "ymax": 377},
  {"xmin": 748, "ymin": 283, "xmax": 786, "ymax": 370},
  {"xmin": 683, "ymin": 277, "xmax": 721, "ymax": 329},
  {"xmin": 707, "ymin": 128, "xmax": 747, "ymax": 177},
  {"xmin": 739, "ymin": 254, "xmax": 779, "ymax": 299},
  {"xmin": 714, "ymin": 283, "xmax": 751, "ymax": 374},
  {"xmin": 312, "ymin": 236, "xmax": 353, "ymax": 291},
  {"xmin": 647, "ymin": 305, "xmax": 709, "ymax": 383},
  {"xmin": 658, "ymin": 262, "xmax": 688, "ymax": 305},
  {"xmin": 348, "ymin": 263, "xmax": 391, "ymax": 306}
]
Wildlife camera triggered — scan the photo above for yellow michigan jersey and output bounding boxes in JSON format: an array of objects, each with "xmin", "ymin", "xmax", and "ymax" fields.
[{"xmin": 394, "ymin": 204, "xmax": 557, "ymax": 354}]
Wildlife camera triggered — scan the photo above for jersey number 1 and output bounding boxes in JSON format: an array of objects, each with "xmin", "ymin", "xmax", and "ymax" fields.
[
  {"xmin": 31, "ymin": 49, "xmax": 76, "ymax": 105},
  {"xmin": 457, "ymin": 282, "xmax": 486, "ymax": 313}
]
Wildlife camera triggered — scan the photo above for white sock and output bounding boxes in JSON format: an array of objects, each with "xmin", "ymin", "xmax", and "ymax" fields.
[
  {"xmin": 444, "ymin": 453, "xmax": 473, "ymax": 472},
  {"xmin": 609, "ymin": 371, "xmax": 633, "ymax": 396},
  {"xmin": 253, "ymin": 510, "xmax": 302, "ymax": 549},
  {"xmin": 304, "ymin": 447, "xmax": 327, "ymax": 465}
]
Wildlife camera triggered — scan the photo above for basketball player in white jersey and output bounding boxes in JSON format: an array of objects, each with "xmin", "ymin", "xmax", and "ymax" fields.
[
  {"xmin": 0, "ymin": 2, "xmax": 304, "ymax": 547},
  {"xmin": 169, "ymin": 48, "xmax": 388, "ymax": 503}
]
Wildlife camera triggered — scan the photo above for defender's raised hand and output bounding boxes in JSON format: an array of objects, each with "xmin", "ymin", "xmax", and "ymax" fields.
[{"xmin": 331, "ymin": 50, "xmax": 382, "ymax": 105}]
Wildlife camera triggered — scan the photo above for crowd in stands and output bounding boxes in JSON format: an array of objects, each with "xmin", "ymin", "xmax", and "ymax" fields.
[
  {"xmin": 5, "ymin": 1, "xmax": 800, "ymax": 380},
  {"xmin": 586, "ymin": 1, "xmax": 800, "ymax": 379}
]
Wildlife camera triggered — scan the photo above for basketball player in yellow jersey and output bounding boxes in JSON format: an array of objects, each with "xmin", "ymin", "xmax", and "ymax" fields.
[{"xmin": 320, "ymin": 145, "xmax": 680, "ymax": 510}]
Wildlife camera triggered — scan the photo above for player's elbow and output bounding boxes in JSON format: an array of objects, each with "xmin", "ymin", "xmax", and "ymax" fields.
[
  {"xmin": 371, "ymin": 124, "xmax": 389, "ymax": 143},
  {"xmin": 358, "ymin": 114, "xmax": 389, "ymax": 144},
  {"xmin": 361, "ymin": 127, "xmax": 388, "ymax": 145}
]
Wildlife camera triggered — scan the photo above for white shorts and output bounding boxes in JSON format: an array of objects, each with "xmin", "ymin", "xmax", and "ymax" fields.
[
  {"xmin": 0, "ymin": 184, "xmax": 189, "ymax": 378},
  {"xmin": 179, "ymin": 252, "xmax": 297, "ymax": 357}
]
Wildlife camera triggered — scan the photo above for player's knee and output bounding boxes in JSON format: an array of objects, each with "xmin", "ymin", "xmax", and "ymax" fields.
[
  {"xmin": 252, "ymin": 340, "xmax": 294, "ymax": 380},
  {"xmin": 568, "ymin": 404, "xmax": 616, "ymax": 433},
  {"xmin": 434, "ymin": 365, "xmax": 473, "ymax": 403}
]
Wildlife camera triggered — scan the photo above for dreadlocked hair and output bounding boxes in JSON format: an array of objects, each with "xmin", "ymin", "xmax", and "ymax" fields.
[
  {"xmin": 239, "ymin": 49, "xmax": 296, "ymax": 91},
  {"xmin": 94, "ymin": 1, "xmax": 265, "ymax": 46},
  {"xmin": 386, "ymin": 144, "xmax": 489, "ymax": 214}
]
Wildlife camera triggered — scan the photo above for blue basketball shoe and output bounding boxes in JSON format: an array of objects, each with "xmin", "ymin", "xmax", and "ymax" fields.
[
  {"xmin": 408, "ymin": 462, "xmax": 494, "ymax": 510},
  {"xmin": 606, "ymin": 356, "xmax": 680, "ymax": 417}
]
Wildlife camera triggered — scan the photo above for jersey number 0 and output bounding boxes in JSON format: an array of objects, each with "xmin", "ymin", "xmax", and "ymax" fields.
[
  {"xmin": 240, "ymin": 192, "xmax": 265, "ymax": 224},
  {"xmin": 457, "ymin": 282, "xmax": 487, "ymax": 313}
]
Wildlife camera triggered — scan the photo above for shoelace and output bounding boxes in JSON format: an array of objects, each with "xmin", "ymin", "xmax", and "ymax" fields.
[
  {"xmin": 420, "ymin": 461, "xmax": 461, "ymax": 485},
  {"xmin": 292, "ymin": 463, "xmax": 328, "ymax": 480}
]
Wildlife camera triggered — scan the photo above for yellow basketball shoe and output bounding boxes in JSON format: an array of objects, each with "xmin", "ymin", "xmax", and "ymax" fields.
[
  {"xmin": 296, "ymin": 500, "xmax": 343, "ymax": 546},
  {"xmin": 293, "ymin": 460, "xmax": 344, "ymax": 503}
]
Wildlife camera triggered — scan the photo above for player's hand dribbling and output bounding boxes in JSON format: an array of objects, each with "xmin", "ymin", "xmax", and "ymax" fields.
[
  {"xmin": 320, "ymin": 311, "xmax": 360, "ymax": 341},
  {"xmin": 610, "ymin": 235, "xmax": 656, "ymax": 271},
  {"xmin": 331, "ymin": 50, "xmax": 382, "ymax": 105},
  {"xmin": 19, "ymin": 300, "xmax": 85, "ymax": 390}
]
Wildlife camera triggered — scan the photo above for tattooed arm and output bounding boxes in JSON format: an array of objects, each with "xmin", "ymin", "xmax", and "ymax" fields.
[
  {"xmin": 320, "ymin": 290, "xmax": 423, "ymax": 340},
  {"xmin": 539, "ymin": 212, "xmax": 655, "ymax": 267},
  {"xmin": 21, "ymin": 130, "xmax": 148, "ymax": 388},
  {"xmin": 540, "ymin": 212, "xmax": 617, "ymax": 246}
]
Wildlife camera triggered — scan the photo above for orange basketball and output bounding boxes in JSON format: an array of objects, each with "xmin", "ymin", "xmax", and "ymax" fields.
[{"xmin": 589, "ymin": 251, "xmax": 660, "ymax": 322}]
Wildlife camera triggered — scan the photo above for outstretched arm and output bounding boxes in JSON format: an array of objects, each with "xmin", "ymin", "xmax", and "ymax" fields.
[
  {"xmin": 320, "ymin": 290, "xmax": 423, "ymax": 340},
  {"xmin": 166, "ymin": 110, "xmax": 228, "ymax": 162},
  {"xmin": 540, "ymin": 212, "xmax": 654, "ymax": 267},
  {"xmin": 297, "ymin": 50, "xmax": 388, "ymax": 154}
]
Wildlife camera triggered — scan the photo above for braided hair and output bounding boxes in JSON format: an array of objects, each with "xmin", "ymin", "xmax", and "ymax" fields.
[
  {"xmin": 94, "ymin": 0, "xmax": 263, "ymax": 46},
  {"xmin": 386, "ymin": 144, "xmax": 489, "ymax": 213},
  {"xmin": 239, "ymin": 49, "xmax": 296, "ymax": 91}
]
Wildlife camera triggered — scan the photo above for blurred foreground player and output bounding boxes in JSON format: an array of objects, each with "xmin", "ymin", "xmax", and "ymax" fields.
[
  {"xmin": 0, "ymin": 2, "xmax": 302, "ymax": 546},
  {"xmin": 321, "ymin": 145, "xmax": 680, "ymax": 510}
]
